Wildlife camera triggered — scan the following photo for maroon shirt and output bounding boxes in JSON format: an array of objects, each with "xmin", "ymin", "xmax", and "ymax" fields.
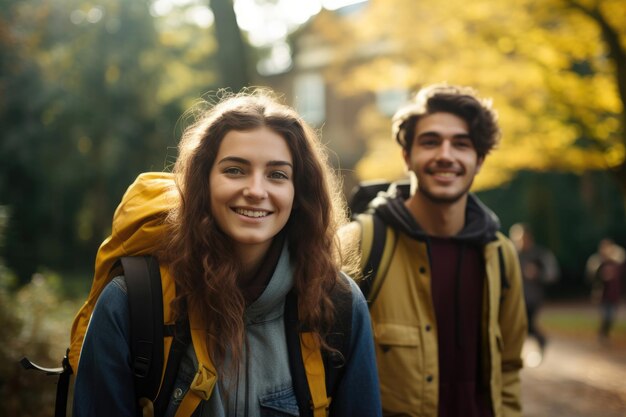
[
  {"xmin": 429, "ymin": 237, "xmax": 493, "ymax": 417},
  {"xmin": 598, "ymin": 260, "xmax": 624, "ymax": 304}
]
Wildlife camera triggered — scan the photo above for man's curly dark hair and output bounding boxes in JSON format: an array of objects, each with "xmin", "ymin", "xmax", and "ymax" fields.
[{"xmin": 392, "ymin": 84, "xmax": 501, "ymax": 158}]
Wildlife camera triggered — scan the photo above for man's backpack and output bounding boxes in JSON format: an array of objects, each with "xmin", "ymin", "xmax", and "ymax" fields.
[
  {"xmin": 347, "ymin": 179, "xmax": 510, "ymax": 305},
  {"xmin": 21, "ymin": 172, "xmax": 352, "ymax": 417},
  {"xmin": 347, "ymin": 179, "xmax": 407, "ymax": 305},
  {"xmin": 347, "ymin": 179, "xmax": 410, "ymax": 218}
]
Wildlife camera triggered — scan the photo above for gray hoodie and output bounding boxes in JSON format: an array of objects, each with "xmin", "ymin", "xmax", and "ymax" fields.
[{"xmin": 165, "ymin": 243, "xmax": 298, "ymax": 417}]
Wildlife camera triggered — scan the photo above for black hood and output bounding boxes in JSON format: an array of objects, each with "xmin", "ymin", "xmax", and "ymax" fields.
[{"xmin": 372, "ymin": 192, "xmax": 500, "ymax": 245}]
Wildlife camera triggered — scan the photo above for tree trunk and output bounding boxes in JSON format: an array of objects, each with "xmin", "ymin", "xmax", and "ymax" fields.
[{"xmin": 211, "ymin": 0, "xmax": 250, "ymax": 91}]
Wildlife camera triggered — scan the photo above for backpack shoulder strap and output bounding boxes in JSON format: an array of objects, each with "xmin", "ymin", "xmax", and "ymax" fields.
[
  {"xmin": 286, "ymin": 290, "xmax": 331, "ymax": 417},
  {"xmin": 355, "ymin": 213, "xmax": 398, "ymax": 305},
  {"xmin": 121, "ymin": 255, "xmax": 165, "ymax": 402},
  {"xmin": 300, "ymin": 332, "xmax": 330, "ymax": 417},
  {"xmin": 284, "ymin": 290, "xmax": 315, "ymax": 416},
  {"xmin": 323, "ymin": 273, "xmax": 353, "ymax": 400},
  {"xmin": 124, "ymin": 256, "xmax": 196, "ymax": 417},
  {"xmin": 153, "ymin": 301, "xmax": 191, "ymax": 416},
  {"xmin": 284, "ymin": 276, "xmax": 353, "ymax": 417}
]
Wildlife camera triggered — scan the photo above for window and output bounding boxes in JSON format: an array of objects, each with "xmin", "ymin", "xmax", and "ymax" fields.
[
  {"xmin": 294, "ymin": 73, "xmax": 325, "ymax": 126},
  {"xmin": 376, "ymin": 88, "xmax": 409, "ymax": 116}
]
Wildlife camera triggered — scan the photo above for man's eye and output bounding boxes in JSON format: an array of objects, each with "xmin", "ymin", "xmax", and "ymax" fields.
[{"xmin": 455, "ymin": 140, "xmax": 473, "ymax": 148}]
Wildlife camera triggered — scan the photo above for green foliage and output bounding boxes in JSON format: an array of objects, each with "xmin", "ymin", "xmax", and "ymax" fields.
[
  {"xmin": 0, "ymin": 0, "xmax": 226, "ymax": 284},
  {"xmin": 0, "ymin": 271, "xmax": 82, "ymax": 417},
  {"xmin": 477, "ymin": 169, "xmax": 626, "ymax": 296}
]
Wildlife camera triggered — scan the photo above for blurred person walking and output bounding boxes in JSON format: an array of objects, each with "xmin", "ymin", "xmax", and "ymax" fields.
[
  {"xmin": 509, "ymin": 223, "xmax": 559, "ymax": 356},
  {"xmin": 340, "ymin": 84, "xmax": 527, "ymax": 417},
  {"xmin": 586, "ymin": 238, "xmax": 625, "ymax": 344}
]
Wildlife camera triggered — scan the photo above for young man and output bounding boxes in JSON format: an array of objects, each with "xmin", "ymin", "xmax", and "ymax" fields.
[
  {"xmin": 341, "ymin": 84, "xmax": 527, "ymax": 417},
  {"xmin": 509, "ymin": 223, "xmax": 559, "ymax": 357},
  {"xmin": 586, "ymin": 238, "xmax": 625, "ymax": 343}
]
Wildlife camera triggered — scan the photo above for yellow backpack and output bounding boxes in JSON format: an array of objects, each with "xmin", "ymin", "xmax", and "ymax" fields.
[{"xmin": 22, "ymin": 172, "xmax": 344, "ymax": 417}]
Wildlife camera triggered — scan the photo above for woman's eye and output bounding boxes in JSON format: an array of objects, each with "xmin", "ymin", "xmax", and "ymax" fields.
[
  {"xmin": 224, "ymin": 167, "xmax": 244, "ymax": 175},
  {"xmin": 269, "ymin": 171, "xmax": 289, "ymax": 180}
]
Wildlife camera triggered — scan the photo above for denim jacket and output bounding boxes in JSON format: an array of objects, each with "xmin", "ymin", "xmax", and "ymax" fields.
[{"xmin": 73, "ymin": 247, "xmax": 381, "ymax": 417}]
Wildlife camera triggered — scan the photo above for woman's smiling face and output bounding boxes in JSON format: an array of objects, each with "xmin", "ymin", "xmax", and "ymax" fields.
[{"xmin": 209, "ymin": 127, "xmax": 295, "ymax": 256}]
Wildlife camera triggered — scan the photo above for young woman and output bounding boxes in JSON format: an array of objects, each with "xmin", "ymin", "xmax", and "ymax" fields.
[{"xmin": 72, "ymin": 91, "xmax": 381, "ymax": 417}]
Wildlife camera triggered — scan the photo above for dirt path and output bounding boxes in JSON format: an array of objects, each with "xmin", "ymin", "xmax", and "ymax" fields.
[{"xmin": 521, "ymin": 325, "xmax": 626, "ymax": 416}]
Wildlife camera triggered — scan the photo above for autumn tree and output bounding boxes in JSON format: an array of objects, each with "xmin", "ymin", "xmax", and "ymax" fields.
[
  {"xmin": 0, "ymin": 0, "xmax": 224, "ymax": 283},
  {"xmin": 313, "ymin": 0, "xmax": 625, "ymax": 192}
]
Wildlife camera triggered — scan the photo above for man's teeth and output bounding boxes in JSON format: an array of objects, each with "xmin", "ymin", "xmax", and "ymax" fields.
[
  {"xmin": 235, "ymin": 208, "xmax": 268, "ymax": 218},
  {"xmin": 434, "ymin": 172, "xmax": 456, "ymax": 177}
]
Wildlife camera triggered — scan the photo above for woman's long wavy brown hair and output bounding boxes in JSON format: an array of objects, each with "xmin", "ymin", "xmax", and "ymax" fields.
[{"xmin": 161, "ymin": 89, "xmax": 349, "ymax": 370}]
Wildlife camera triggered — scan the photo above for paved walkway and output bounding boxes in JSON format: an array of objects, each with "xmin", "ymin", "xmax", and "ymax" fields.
[{"xmin": 521, "ymin": 304, "xmax": 626, "ymax": 416}]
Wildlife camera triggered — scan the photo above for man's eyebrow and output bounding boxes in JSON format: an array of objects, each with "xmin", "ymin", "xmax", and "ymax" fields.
[
  {"xmin": 217, "ymin": 156, "xmax": 293, "ymax": 168},
  {"xmin": 416, "ymin": 130, "xmax": 441, "ymax": 138},
  {"xmin": 416, "ymin": 131, "xmax": 471, "ymax": 139}
]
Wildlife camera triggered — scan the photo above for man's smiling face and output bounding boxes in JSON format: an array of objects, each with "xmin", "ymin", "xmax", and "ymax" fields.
[{"xmin": 403, "ymin": 112, "xmax": 483, "ymax": 205}]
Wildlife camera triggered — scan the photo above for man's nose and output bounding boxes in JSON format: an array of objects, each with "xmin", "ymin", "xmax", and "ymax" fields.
[{"xmin": 435, "ymin": 140, "xmax": 453, "ymax": 160}]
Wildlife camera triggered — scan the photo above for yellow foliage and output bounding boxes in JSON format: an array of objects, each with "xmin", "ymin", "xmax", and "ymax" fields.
[
  {"xmin": 606, "ymin": 143, "xmax": 626, "ymax": 167},
  {"xmin": 355, "ymin": 139, "xmax": 405, "ymax": 182},
  {"xmin": 314, "ymin": 0, "xmax": 625, "ymax": 189},
  {"xmin": 156, "ymin": 61, "xmax": 216, "ymax": 104}
]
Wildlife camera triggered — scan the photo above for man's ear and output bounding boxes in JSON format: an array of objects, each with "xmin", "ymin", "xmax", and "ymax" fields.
[
  {"xmin": 475, "ymin": 155, "xmax": 485, "ymax": 174},
  {"xmin": 402, "ymin": 148, "xmax": 410, "ymax": 169}
]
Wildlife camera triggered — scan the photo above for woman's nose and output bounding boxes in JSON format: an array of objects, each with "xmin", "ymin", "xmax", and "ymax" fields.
[{"xmin": 243, "ymin": 175, "xmax": 268, "ymax": 199}]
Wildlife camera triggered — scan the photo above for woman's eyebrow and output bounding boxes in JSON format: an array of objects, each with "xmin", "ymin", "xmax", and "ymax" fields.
[
  {"xmin": 217, "ymin": 156, "xmax": 293, "ymax": 169},
  {"xmin": 216, "ymin": 156, "xmax": 250, "ymax": 165},
  {"xmin": 267, "ymin": 160, "xmax": 293, "ymax": 168}
]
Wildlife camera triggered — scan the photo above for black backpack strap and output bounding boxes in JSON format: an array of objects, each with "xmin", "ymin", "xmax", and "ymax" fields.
[
  {"xmin": 323, "ymin": 273, "xmax": 353, "ymax": 399},
  {"xmin": 121, "ymin": 255, "xmax": 164, "ymax": 402},
  {"xmin": 357, "ymin": 213, "xmax": 398, "ymax": 305},
  {"xmin": 19, "ymin": 350, "xmax": 72, "ymax": 417},
  {"xmin": 284, "ymin": 289, "xmax": 313, "ymax": 417},
  {"xmin": 55, "ymin": 352, "xmax": 72, "ymax": 417},
  {"xmin": 284, "ymin": 278, "xmax": 354, "ymax": 416},
  {"xmin": 359, "ymin": 213, "xmax": 387, "ymax": 300},
  {"xmin": 153, "ymin": 310, "xmax": 191, "ymax": 416}
]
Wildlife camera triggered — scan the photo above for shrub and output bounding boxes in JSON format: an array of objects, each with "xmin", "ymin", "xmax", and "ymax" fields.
[{"xmin": 0, "ymin": 270, "xmax": 81, "ymax": 417}]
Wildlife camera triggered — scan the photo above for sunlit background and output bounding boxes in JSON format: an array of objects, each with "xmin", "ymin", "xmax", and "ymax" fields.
[{"xmin": 1, "ymin": 0, "xmax": 625, "ymax": 415}]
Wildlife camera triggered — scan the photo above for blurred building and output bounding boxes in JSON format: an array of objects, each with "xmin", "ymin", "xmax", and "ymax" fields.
[{"xmin": 252, "ymin": 4, "xmax": 408, "ymax": 194}]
